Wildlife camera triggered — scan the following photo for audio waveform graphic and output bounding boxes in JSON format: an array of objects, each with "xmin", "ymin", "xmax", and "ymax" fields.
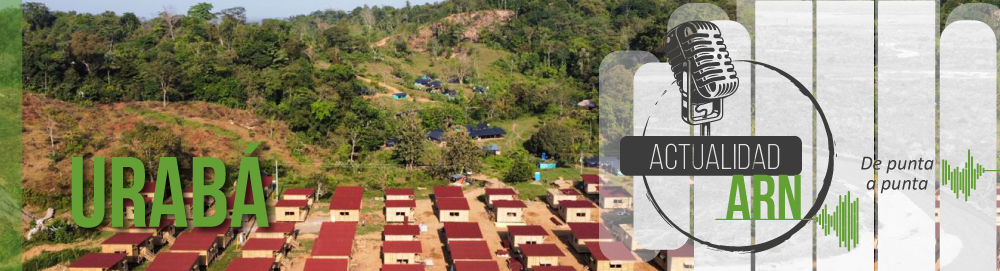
[
  {"xmin": 942, "ymin": 150, "xmax": 999, "ymax": 202},
  {"xmin": 815, "ymin": 191, "xmax": 860, "ymax": 251}
]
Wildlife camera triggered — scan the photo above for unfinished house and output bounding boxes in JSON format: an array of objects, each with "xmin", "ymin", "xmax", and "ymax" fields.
[
  {"xmin": 124, "ymin": 196, "xmax": 153, "ymax": 221},
  {"xmin": 444, "ymin": 222, "xmax": 484, "ymax": 243},
  {"xmin": 433, "ymin": 185, "xmax": 465, "ymax": 200},
  {"xmin": 190, "ymin": 219, "xmax": 237, "ymax": 249},
  {"xmin": 485, "ymin": 188, "xmax": 517, "ymax": 205},
  {"xmin": 241, "ymin": 238, "xmax": 288, "ymax": 262},
  {"xmin": 127, "ymin": 218, "xmax": 176, "ymax": 247},
  {"xmin": 274, "ymin": 199, "xmax": 310, "ymax": 222},
  {"xmin": 653, "ymin": 241, "xmax": 694, "ymax": 271},
  {"xmin": 382, "ymin": 240, "xmax": 422, "ymax": 264},
  {"xmin": 436, "ymin": 197, "xmax": 471, "ymax": 222},
  {"xmin": 304, "ymin": 258, "xmax": 349, "ymax": 271},
  {"xmin": 559, "ymin": 200, "xmax": 598, "ymax": 223},
  {"xmin": 100, "ymin": 232, "xmax": 154, "ymax": 263},
  {"xmin": 385, "ymin": 199, "xmax": 416, "ymax": 223},
  {"xmin": 282, "ymin": 188, "xmax": 316, "ymax": 205},
  {"xmin": 598, "ymin": 186, "xmax": 633, "ymax": 209},
  {"xmin": 581, "ymin": 174, "xmax": 602, "ymax": 194},
  {"xmin": 586, "ymin": 242, "xmax": 639, "ymax": 271},
  {"xmin": 547, "ymin": 189, "xmax": 582, "ymax": 208},
  {"xmin": 311, "ymin": 222, "xmax": 357, "ymax": 260},
  {"xmin": 448, "ymin": 241, "xmax": 494, "ymax": 264},
  {"xmin": 225, "ymin": 257, "xmax": 277, "ymax": 271},
  {"xmin": 68, "ymin": 253, "xmax": 128, "ymax": 271},
  {"xmin": 568, "ymin": 223, "xmax": 614, "ymax": 253},
  {"xmin": 492, "ymin": 200, "xmax": 527, "ymax": 227},
  {"xmin": 507, "ymin": 225, "xmax": 549, "ymax": 250},
  {"xmin": 251, "ymin": 222, "xmax": 298, "ymax": 242},
  {"xmin": 384, "ymin": 224, "xmax": 420, "ymax": 241},
  {"xmin": 170, "ymin": 232, "xmax": 221, "ymax": 266},
  {"xmin": 385, "ymin": 188, "xmax": 415, "ymax": 201},
  {"xmin": 145, "ymin": 252, "xmax": 200, "ymax": 271},
  {"xmin": 329, "ymin": 186, "xmax": 364, "ymax": 222},
  {"xmin": 519, "ymin": 244, "xmax": 565, "ymax": 270}
]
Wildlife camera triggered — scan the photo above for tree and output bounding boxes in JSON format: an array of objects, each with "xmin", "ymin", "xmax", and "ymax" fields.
[
  {"xmin": 22, "ymin": 2, "xmax": 54, "ymax": 31},
  {"xmin": 442, "ymin": 130, "xmax": 481, "ymax": 174},
  {"xmin": 147, "ymin": 50, "xmax": 179, "ymax": 107},
  {"xmin": 187, "ymin": 3, "xmax": 216, "ymax": 21},
  {"xmin": 159, "ymin": 7, "xmax": 180, "ymax": 40},
  {"xmin": 394, "ymin": 114, "xmax": 425, "ymax": 168},
  {"xmin": 116, "ymin": 122, "xmax": 189, "ymax": 181},
  {"xmin": 69, "ymin": 31, "xmax": 108, "ymax": 75},
  {"xmin": 524, "ymin": 120, "xmax": 581, "ymax": 165},
  {"xmin": 504, "ymin": 150, "xmax": 534, "ymax": 182}
]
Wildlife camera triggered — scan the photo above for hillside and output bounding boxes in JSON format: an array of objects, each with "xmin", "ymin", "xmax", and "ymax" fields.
[{"xmin": 372, "ymin": 9, "xmax": 515, "ymax": 52}]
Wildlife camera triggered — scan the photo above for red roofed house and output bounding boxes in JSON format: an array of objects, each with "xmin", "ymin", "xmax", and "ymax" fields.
[
  {"xmin": 434, "ymin": 186, "xmax": 465, "ymax": 200},
  {"xmin": 598, "ymin": 186, "xmax": 633, "ymax": 209},
  {"xmin": 653, "ymin": 241, "xmax": 694, "ymax": 271},
  {"xmin": 385, "ymin": 200, "xmax": 416, "ymax": 223},
  {"xmin": 242, "ymin": 238, "xmax": 288, "ymax": 262},
  {"xmin": 587, "ymin": 242, "xmax": 639, "ymax": 271},
  {"xmin": 568, "ymin": 223, "xmax": 614, "ymax": 253},
  {"xmin": 453, "ymin": 260, "xmax": 501, "ymax": 271},
  {"xmin": 124, "ymin": 196, "xmax": 153, "ymax": 221},
  {"xmin": 384, "ymin": 224, "xmax": 420, "ymax": 241},
  {"xmin": 485, "ymin": 188, "xmax": 517, "ymax": 205},
  {"xmin": 436, "ymin": 197, "xmax": 471, "ymax": 222},
  {"xmin": 127, "ymin": 218, "xmax": 177, "ymax": 246},
  {"xmin": 312, "ymin": 222, "xmax": 357, "ymax": 260},
  {"xmin": 519, "ymin": 243, "xmax": 565, "ymax": 270},
  {"xmin": 227, "ymin": 188, "xmax": 260, "ymax": 226},
  {"xmin": 146, "ymin": 252, "xmax": 200, "ymax": 271},
  {"xmin": 100, "ymin": 232, "xmax": 154, "ymax": 263},
  {"xmin": 275, "ymin": 199, "xmax": 310, "ymax": 222},
  {"xmin": 507, "ymin": 225, "xmax": 549, "ymax": 250},
  {"xmin": 139, "ymin": 182, "xmax": 159, "ymax": 199},
  {"xmin": 385, "ymin": 188, "xmax": 415, "ymax": 201},
  {"xmin": 382, "ymin": 241, "xmax": 422, "ymax": 264},
  {"xmin": 282, "ymin": 188, "xmax": 316, "ymax": 205},
  {"xmin": 448, "ymin": 241, "xmax": 493, "ymax": 263},
  {"xmin": 492, "ymin": 200, "xmax": 527, "ymax": 227},
  {"xmin": 304, "ymin": 258, "xmax": 348, "ymax": 271},
  {"xmin": 382, "ymin": 264, "xmax": 424, "ymax": 271},
  {"xmin": 251, "ymin": 222, "xmax": 298, "ymax": 242},
  {"xmin": 559, "ymin": 200, "xmax": 598, "ymax": 223},
  {"xmin": 533, "ymin": 266, "xmax": 576, "ymax": 271},
  {"xmin": 330, "ymin": 186, "xmax": 364, "ymax": 222},
  {"xmin": 190, "ymin": 219, "xmax": 237, "ymax": 249},
  {"xmin": 225, "ymin": 257, "xmax": 278, "ymax": 271},
  {"xmin": 581, "ymin": 174, "xmax": 602, "ymax": 194},
  {"xmin": 68, "ymin": 253, "xmax": 127, "ymax": 271},
  {"xmin": 444, "ymin": 222, "xmax": 483, "ymax": 242},
  {"xmin": 547, "ymin": 189, "xmax": 582, "ymax": 208},
  {"xmin": 170, "ymin": 232, "xmax": 221, "ymax": 266}
]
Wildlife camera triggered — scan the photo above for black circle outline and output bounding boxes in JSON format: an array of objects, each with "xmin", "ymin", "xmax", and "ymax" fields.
[{"xmin": 640, "ymin": 60, "xmax": 834, "ymax": 253}]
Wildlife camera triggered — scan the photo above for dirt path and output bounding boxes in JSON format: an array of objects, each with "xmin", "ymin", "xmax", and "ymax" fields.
[{"xmin": 357, "ymin": 76, "xmax": 434, "ymax": 103}]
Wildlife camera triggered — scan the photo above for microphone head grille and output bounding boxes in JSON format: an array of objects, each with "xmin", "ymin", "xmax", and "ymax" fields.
[{"xmin": 665, "ymin": 21, "xmax": 739, "ymax": 99}]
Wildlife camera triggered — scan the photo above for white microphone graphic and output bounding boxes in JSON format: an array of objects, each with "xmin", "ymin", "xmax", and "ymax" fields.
[{"xmin": 665, "ymin": 21, "xmax": 739, "ymax": 136}]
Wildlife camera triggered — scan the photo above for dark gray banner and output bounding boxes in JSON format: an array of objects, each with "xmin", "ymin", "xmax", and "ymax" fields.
[{"xmin": 620, "ymin": 136, "xmax": 802, "ymax": 176}]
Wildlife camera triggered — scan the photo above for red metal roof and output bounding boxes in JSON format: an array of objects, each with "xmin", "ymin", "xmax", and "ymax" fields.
[
  {"xmin": 283, "ymin": 188, "xmax": 316, "ymax": 197},
  {"xmin": 319, "ymin": 222, "xmax": 357, "ymax": 238},
  {"xmin": 598, "ymin": 186, "xmax": 632, "ymax": 197},
  {"xmin": 533, "ymin": 266, "xmax": 577, "ymax": 271},
  {"xmin": 102, "ymin": 232, "xmax": 153, "ymax": 246},
  {"xmin": 587, "ymin": 242, "xmax": 638, "ymax": 262},
  {"xmin": 519, "ymin": 243, "xmax": 565, "ymax": 257},
  {"xmin": 190, "ymin": 219, "xmax": 233, "ymax": 236},
  {"xmin": 434, "ymin": 186, "xmax": 465, "ymax": 198},
  {"xmin": 382, "ymin": 241, "xmax": 423, "ymax": 253},
  {"xmin": 312, "ymin": 236, "xmax": 354, "ymax": 257},
  {"xmin": 146, "ymin": 252, "xmax": 199, "ymax": 271},
  {"xmin": 68, "ymin": 253, "xmax": 126, "ymax": 269},
  {"xmin": 243, "ymin": 238, "xmax": 286, "ymax": 251},
  {"xmin": 385, "ymin": 200, "xmax": 417, "ymax": 208},
  {"xmin": 449, "ymin": 241, "xmax": 492, "ymax": 260},
  {"xmin": 170, "ymin": 232, "xmax": 218, "ymax": 251},
  {"xmin": 225, "ymin": 257, "xmax": 275, "ymax": 271},
  {"xmin": 139, "ymin": 182, "xmax": 158, "ymax": 193},
  {"xmin": 569, "ymin": 223, "xmax": 613, "ymax": 240},
  {"xmin": 581, "ymin": 174, "xmax": 601, "ymax": 184},
  {"xmin": 254, "ymin": 222, "xmax": 297, "ymax": 234},
  {"xmin": 382, "ymin": 264, "xmax": 424, "ymax": 271},
  {"xmin": 436, "ymin": 197, "xmax": 470, "ymax": 210},
  {"xmin": 304, "ymin": 258, "xmax": 349, "ymax": 271},
  {"xmin": 329, "ymin": 194, "xmax": 363, "ymax": 210},
  {"xmin": 385, "ymin": 188, "xmax": 414, "ymax": 196},
  {"xmin": 492, "ymin": 200, "xmax": 527, "ymax": 209},
  {"xmin": 486, "ymin": 188, "xmax": 517, "ymax": 196},
  {"xmin": 227, "ymin": 188, "xmax": 258, "ymax": 210},
  {"xmin": 275, "ymin": 199, "xmax": 310, "ymax": 208},
  {"xmin": 384, "ymin": 224, "xmax": 420, "ymax": 236},
  {"xmin": 560, "ymin": 200, "xmax": 596, "ymax": 209},
  {"xmin": 444, "ymin": 222, "xmax": 483, "ymax": 240},
  {"xmin": 507, "ymin": 225, "xmax": 548, "ymax": 237},
  {"xmin": 454, "ymin": 260, "xmax": 500, "ymax": 271},
  {"xmin": 261, "ymin": 176, "xmax": 275, "ymax": 188},
  {"xmin": 558, "ymin": 188, "xmax": 582, "ymax": 196},
  {"xmin": 130, "ymin": 218, "xmax": 174, "ymax": 231},
  {"xmin": 334, "ymin": 186, "xmax": 365, "ymax": 198}
]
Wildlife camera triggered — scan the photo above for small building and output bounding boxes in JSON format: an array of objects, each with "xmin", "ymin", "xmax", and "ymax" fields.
[
  {"xmin": 329, "ymin": 186, "xmax": 364, "ymax": 222},
  {"xmin": 448, "ymin": 241, "xmax": 493, "ymax": 263},
  {"xmin": 124, "ymin": 196, "xmax": 153, "ymax": 221},
  {"xmin": 434, "ymin": 186, "xmax": 465, "ymax": 199},
  {"xmin": 427, "ymin": 129, "xmax": 445, "ymax": 141},
  {"xmin": 100, "ymin": 232, "xmax": 154, "ymax": 263},
  {"xmin": 146, "ymin": 252, "xmax": 200, "ymax": 271},
  {"xmin": 225, "ymin": 257, "xmax": 277, "ymax": 271},
  {"xmin": 568, "ymin": 223, "xmax": 614, "ymax": 253},
  {"xmin": 385, "ymin": 200, "xmax": 417, "ymax": 223},
  {"xmin": 251, "ymin": 222, "xmax": 298, "ymax": 242},
  {"xmin": 242, "ymin": 238, "xmax": 288, "ymax": 261},
  {"xmin": 68, "ymin": 253, "xmax": 127, "ymax": 271},
  {"xmin": 485, "ymin": 188, "xmax": 517, "ymax": 205},
  {"xmin": 190, "ymin": 219, "xmax": 237, "ymax": 249},
  {"xmin": 653, "ymin": 241, "xmax": 694, "ymax": 271},
  {"xmin": 598, "ymin": 186, "xmax": 633, "ymax": 209},
  {"xmin": 170, "ymin": 232, "xmax": 221, "ymax": 266},
  {"xmin": 493, "ymin": 200, "xmax": 527, "ymax": 227},
  {"xmin": 126, "ymin": 218, "xmax": 176, "ymax": 246},
  {"xmin": 454, "ymin": 260, "xmax": 501, "ymax": 271},
  {"xmin": 468, "ymin": 127, "xmax": 507, "ymax": 140},
  {"xmin": 436, "ymin": 197, "xmax": 471, "ymax": 222},
  {"xmin": 586, "ymin": 242, "xmax": 639, "ymax": 271},
  {"xmin": 384, "ymin": 224, "xmax": 420, "ymax": 241},
  {"xmin": 385, "ymin": 188, "xmax": 415, "ymax": 201},
  {"xmin": 444, "ymin": 222, "xmax": 483, "ymax": 243},
  {"xmin": 139, "ymin": 182, "xmax": 159, "ymax": 199},
  {"xmin": 547, "ymin": 189, "xmax": 582, "ymax": 208},
  {"xmin": 507, "ymin": 225, "xmax": 549, "ymax": 250},
  {"xmin": 610, "ymin": 224, "xmax": 643, "ymax": 251},
  {"xmin": 304, "ymin": 258, "xmax": 349, "ymax": 271},
  {"xmin": 312, "ymin": 222, "xmax": 357, "ymax": 259},
  {"xmin": 282, "ymin": 188, "xmax": 316, "ymax": 205},
  {"xmin": 382, "ymin": 264, "xmax": 424, "ymax": 271},
  {"xmin": 382, "ymin": 240, "xmax": 422, "ymax": 264},
  {"xmin": 581, "ymin": 174, "xmax": 602, "ymax": 194},
  {"xmin": 274, "ymin": 199, "xmax": 310, "ymax": 222},
  {"xmin": 519, "ymin": 243, "xmax": 565, "ymax": 270},
  {"xmin": 559, "ymin": 200, "xmax": 598, "ymax": 223}
]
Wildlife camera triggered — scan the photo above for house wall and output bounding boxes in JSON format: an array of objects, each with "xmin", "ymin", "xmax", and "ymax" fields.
[
  {"xmin": 590, "ymin": 260, "xmax": 635, "ymax": 271},
  {"xmin": 547, "ymin": 193, "xmax": 578, "ymax": 208},
  {"xmin": 654, "ymin": 255, "xmax": 693, "ymax": 271},
  {"xmin": 242, "ymin": 250, "xmax": 281, "ymax": 259},
  {"xmin": 331, "ymin": 209, "xmax": 360, "ymax": 222},
  {"xmin": 386, "ymin": 195, "xmax": 413, "ymax": 201},
  {"xmin": 437, "ymin": 210, "xmax": 469, "ymax": 222},
  {"xmin": 283, "ymin": 194, "xmax": 313, "ymax": 205},
  {"xmin": 572, "ymin": 237, "xmax": 613, "ymax": 253},
  {"xmin": 252, "ymin": 232, "xmax": 293, "ymax": 242},
  {"xmin": 275, "ymin": 206, "xmax": 308, "ymax": 222},
  {"xmin": 125, "ymin": 205, "xmax": 150, "ymax": 220},
  {"xmin": 585, "ymin": 183, "xmax": 600, "ymax": 194},
  {"xmin": 524, "ymin": 256, "xmax": 559, "ymax": 269},
  {"xmin": 385, "ymin": 234, "xmax": 416, "ymax": 241},
  {"xmin": 601, "ymin": 197, "xmax": 633, "ymax": 209},
  {"xmin": 383, "ymin": 252, "xmax": 418, "ymax": 264},
  {"xmin": 561, "ymin": 207, "xmax": 597, "ymax": 223},
  {"xmin": 495, "ymin": 207, "xmax": 525, "ymax": 226},
  {"xmin": 487, "ymin": 195, "xmax": 515, "ymax": 205},
  {"xmin": 385, "ymin": 207, "xmax": 414, "ymax": 223},
  {"xmin": 510, "ymin": 235, "xmax": 546, "ymax": 249}
]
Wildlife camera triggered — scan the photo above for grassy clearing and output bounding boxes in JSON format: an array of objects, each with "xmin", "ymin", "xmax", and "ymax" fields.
[
  {"xmin": 539, "ymin": 167, "xmax": 598, "ymax": 182},
  {"xmin": 22, "ymin": 248, "xmax": 97, "ymax": 271},
  {"xmin": 511, "ymin": 181, "xmax": 551, "ymax": 202},
  {"xmin": 206, "ymin": 247, "xmax": 241, "ymax": 271},
  {"xmin": 358, "ymin": 197, "xmax": 386, "ymax": 236}
]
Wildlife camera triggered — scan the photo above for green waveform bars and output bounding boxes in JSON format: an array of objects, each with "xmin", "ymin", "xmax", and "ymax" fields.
[
  {"xmin": 815, "ymin": 191, "xmax": 860, "ymax": 251},
  {"xmin": 942, "ymin": 150, "xmax": 999, "ymax": 202}
]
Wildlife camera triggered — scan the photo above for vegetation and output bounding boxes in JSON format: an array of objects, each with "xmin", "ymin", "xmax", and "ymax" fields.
[{"xmin": 22, "ymin": 248, "xmax": 97, "ymax": 271}]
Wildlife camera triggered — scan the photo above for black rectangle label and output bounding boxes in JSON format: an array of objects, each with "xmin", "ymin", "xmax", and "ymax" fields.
[{"xmin": 619, "ymin": 136, "xmax": 802, "ymax": 176}]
